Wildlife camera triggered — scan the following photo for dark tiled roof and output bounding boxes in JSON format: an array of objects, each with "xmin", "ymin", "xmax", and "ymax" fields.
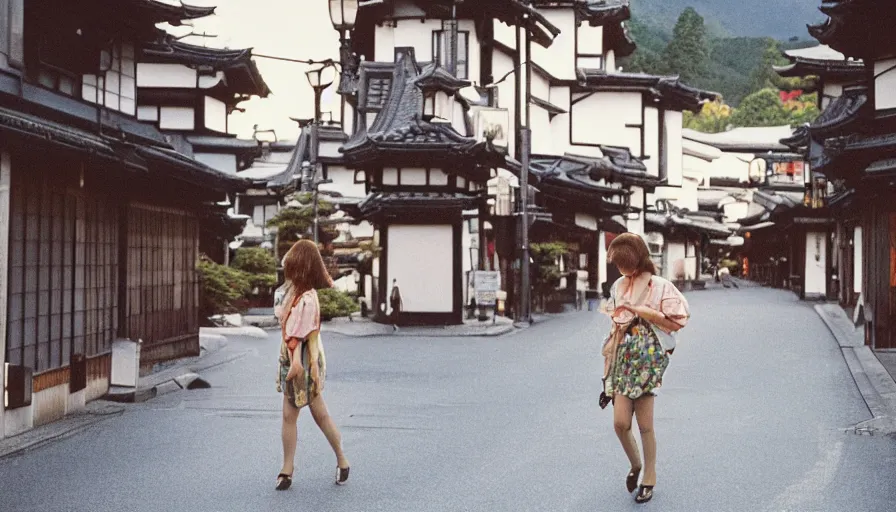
[
  {"xmin": 781, "ymin": 86, "xmax": 868, "ymax": 151},
  {"xmin": 358, "ymin": 191, "xmax": 484, "ymax": 216},
  {"xmin": 142, "ymin": 37, "xmax": 271, "ymax": 97},
  {"xmin": 414, "ymin": 64, "xmax": 471, "ymax": 94},
  {"xmin": 570, "ymin": 0, "xmax": 631, "ymax": 26},
  {"xmin": 129, "ymin": 0, "xmax": 216, "ymax": 26},
  {"xmin": 577, "ymin": 69, "xmax": 719, "ymax": 112},
  {"xmin": 343, "ymin": 50, "xmax": 503, "ymax": 166},
  {"xmin": 808, "ymin": 0, "xmax": 896, "ymax": 60},
  {"xmin": 406, "ymin": 0, "xmax": 560, "ymax": 48},
  {"xmin": 645, "ymin": 210, "xmax": 732, "ymax": 238}
]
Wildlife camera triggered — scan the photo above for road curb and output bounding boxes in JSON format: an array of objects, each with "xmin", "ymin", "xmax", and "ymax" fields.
[{"xmin": 814, "ymin": 304, "xmax": 896, "ymax": 435}]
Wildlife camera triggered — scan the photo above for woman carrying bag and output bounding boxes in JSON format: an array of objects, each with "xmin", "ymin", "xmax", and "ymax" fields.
[{"xmin": 599, "ymin": 233, "xmax": 690, "ymax": 504}]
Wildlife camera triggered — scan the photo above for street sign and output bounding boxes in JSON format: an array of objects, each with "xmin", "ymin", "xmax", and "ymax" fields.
[{"xmin": 473, "ymin": 270, "xmax": 501, "ymax": 304}]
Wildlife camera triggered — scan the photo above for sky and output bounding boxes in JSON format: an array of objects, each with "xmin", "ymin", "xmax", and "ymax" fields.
[{"xmin": 162, "ymin": 0, "xmax": 345, "ymax": 142}]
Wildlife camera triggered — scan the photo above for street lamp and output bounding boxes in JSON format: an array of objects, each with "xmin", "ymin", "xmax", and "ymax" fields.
[
  {"xmin": 305, "ymin": 63, "xmax": 337, "ymax": 123},
  {"xmin": 328, "ymin": 0, "xmax": 359, "ymax": 31}
]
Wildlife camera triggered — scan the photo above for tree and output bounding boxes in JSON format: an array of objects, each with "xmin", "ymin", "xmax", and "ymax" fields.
[
  {"xmin": 684, "ymin": 98, "xmax": 733, "ymax": 133},
  {"xmin": 727, "ymin": 88, "xmax": 820, "ymax": 128},
  {"xmin": 197, "ymin": 255, "xmax": 251, "ymax": 321},
  {"xmin": 232, "ymin": 247, "xmax": 278, "ymax": 290},
  {"xmin": 662, "ymin": 7, "xmax": 709, "ymax": 85},
  {"xmin": 729, "ymin": 88, "xmax": 791, "ymax": 127},
  {"xmin": 529, "ymin": 242, "xmax": 568, "ymax": 313},
  {"xmin": 266, "ymin": 193, "xmax": 337, "ymax": 260},
  {"xmin": 749, "ymin": 38, "xmax": 814, "ymax": 93}
]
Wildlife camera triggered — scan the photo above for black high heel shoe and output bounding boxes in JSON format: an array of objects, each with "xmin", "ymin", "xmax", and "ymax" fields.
[
  {"xmin": 335, "ymin": 466, "xmax": 350, "ymax": 485},
  {"xmin": 275, "ymin": 473, "xmax": 292, "ymax": 491},
  {"xmin": 626, "ymin": 467, "xmax": 641, "ymax": 493},
  {"xmin": 635, "ymin": 485, "xmax": 654, "ymax": 503}
]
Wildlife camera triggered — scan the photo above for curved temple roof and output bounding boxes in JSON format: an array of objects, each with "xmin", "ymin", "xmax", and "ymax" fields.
[
  {"xmin": 773, "ymin": 44, "xmax": 865, "ymax": 79},
  {"xmin": 808, "ymin": 0, "xmax": 896, "ymax": 60},
  {"xmin": 342, "ymin": 50, "xmax": 503, "ymax": 167},
  {"xmin": 577, "ymin": 69, "xmax": 720, "ymax": 112},
  {"xmin": 142, "ymin": 37, "xmax": 272, "ymax": 98}
]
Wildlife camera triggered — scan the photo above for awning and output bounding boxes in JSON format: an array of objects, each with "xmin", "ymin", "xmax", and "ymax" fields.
[
  {"xmin": 0, "ymin": 106, "xmax": 116, "ymax": 157},
  {"xmin": 738, "ymin": 221, "xmax": 776, "ymax": 233}
]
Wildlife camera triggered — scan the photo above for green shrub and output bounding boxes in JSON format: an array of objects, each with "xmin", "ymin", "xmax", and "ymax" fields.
[
  {"xmin": 318, "ymin": 288, "xmax": 359, "ymax": 320},
  {"xmin": 197, "ymin": 255, "xmax": 251, "ymax": 318},
  {"xmin": 232, "ymin": 247, "xmax": 278, "ymax": 290}
]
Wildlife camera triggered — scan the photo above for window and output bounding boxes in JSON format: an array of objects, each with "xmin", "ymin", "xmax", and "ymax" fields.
[
  {"xmin": 432, "ymin": 30, "xmax": 469, "ymax": 79},
  {"xmin": 83, "ymin": 42, "xmax": 136, "ymax": 116}
]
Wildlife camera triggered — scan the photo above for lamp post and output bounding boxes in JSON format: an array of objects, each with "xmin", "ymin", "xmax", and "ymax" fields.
[
  {"xmin": 329, "ymin": 0, "xmax": 360, "ymax": 123},
  {"xmin": 305, "ymin": 64, "xmax": 337, "ymax": 245}
]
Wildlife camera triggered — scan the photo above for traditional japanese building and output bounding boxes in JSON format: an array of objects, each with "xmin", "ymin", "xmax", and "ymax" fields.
[
  {"xmin": 805, "ymin": 0, "xmax": 896, "ymax": 349},
  {"xmin": 0, "ymin": 0, "xmax": 250, "ymax": 439},
  {"xmin": 777, "ymin": 45, "xmax": 868, "ymax": 307}
]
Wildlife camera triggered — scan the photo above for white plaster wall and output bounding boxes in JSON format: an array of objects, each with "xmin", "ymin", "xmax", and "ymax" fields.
[
  {"xmin": 854, "ymin": 226, "xmax": 863, "ymax": 294},
  {"xmin": 198, "ymin": 71, "xmax": 225, "ymax": 89},
  {"xmin": 664, "ymin": 110, "xmax": 684, "ymax": 187},
  {"xmin": 136, "ymin": 63, "xmax": 197, "ymax": 88},
  {"xmin": 320, "ymin": 166, "xmax": 366, "ymax": 198},
  {"xmin": 531, "ymin": 72, "xmax": 550, "ymax": 103},
  {"xmin": 493, "ymin": 51, "xmax": 517, "ymax": 157},
  {"xmin": 598, "ymin": 231, "xmax": 608, "ymax": 289},
  {"xmin": 354, "ymin": 221, "xmax": 374, "ymax": 238},
  {"xmin": 530, "ymin": 103, "xmax": 553, "ymax": 155},
  {"xmin": 571, "ymin": 92, "xmax": 642, "ymax": 154},
  {"xmin": 644, "ymin": 107, "xmax": 660, "ymax": 177},
  {"xmin": 375, "ymin": 19, "xmax": 480, "ymax": 81},
  {"xmin": 805, "ymin": 231, "xmax": 827, "ymax": 297},
  {"xmin": 159, "ymin": 107, "xmax": 195, "ymax": 130},
  {"xmin": 575, "ymin": 213, "xmax": 598, "ymax": 231},
  {"xmin": 388, "ymin": 225, "xmax": 454, "ymax": 312},
  {"xmin": 194, "ymin": 153, "xmax": 237, "ymax": 174},
  {"xmin": 577, "ymin": 23, "xmax": 604, "ymax": 57},
  {"xmin": 0, "ymin": 149, "xmax": 9, "ymax": 438},
  {"xmin": 531, "ymin": 9, "xmax": 575, "ymax": 80},
  {"xmin": 550, "ymin": 86, "xmax": 571, "ymax": 155},
  {"xmin": 493, "ymin": 20, "xmax": 517, "ymax": 49},
  {"xmin": 722, "ymin": 201, "xmax": 749, "ymax": 224},
  {"xmin": 383, "ymin": 167, "xmax": 399, "ymax": 186},
  {"xmin": 665, "ymin": 242, "xmax": 687, "ymax": 281},
  {"xmin": 707, "ymin": 152, "xmax": 751, "ymax": 182},
  {"xmin": 627, "ymin": 186, "xmax": 645, "ymax": 235},
  {"xmin": 137, "ymin": 105, "xmax": 159, "ymax": 122},
  {"xmin": 875, "ymin": 58, "xmax": 896, "ymax": 111},
  {"xmin": 204, "ymin": 96, "xmax": 227, "ymax": 133},
  {"xmin": 318, "ymin": 140, "xmax": 344, "ymax": 159}
]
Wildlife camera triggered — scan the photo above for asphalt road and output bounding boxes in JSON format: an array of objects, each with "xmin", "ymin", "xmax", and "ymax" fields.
[{"xmin": 1, "ymin": 287, "xmax": 895, "ymax": 512}]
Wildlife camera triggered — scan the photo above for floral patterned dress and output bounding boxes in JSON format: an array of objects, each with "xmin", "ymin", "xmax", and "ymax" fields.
[
  {"xmin": 275, "ymin": 288, "xmax": 326, "ymax": 409},
  {"xmin": 600, "ymin": 275, "xmax": 690, "ymax": 400}
]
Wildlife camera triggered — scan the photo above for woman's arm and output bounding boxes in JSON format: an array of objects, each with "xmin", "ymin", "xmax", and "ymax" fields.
[{"xmin": 620, "ymin": 304, "xmax": 685, "ymax": 333}]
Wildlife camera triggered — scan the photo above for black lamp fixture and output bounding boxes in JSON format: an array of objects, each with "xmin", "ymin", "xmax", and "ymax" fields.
[
  {"xmin": 328, "ymin": 0, "xmax": 359, "ymax": 31},
  {"xmin": 306, "ymin": 63, "xmax": 338, "ymax": 122},
  {"xmin": 329, "ymin": 0, "xmax": 361, "ymax": 97}
]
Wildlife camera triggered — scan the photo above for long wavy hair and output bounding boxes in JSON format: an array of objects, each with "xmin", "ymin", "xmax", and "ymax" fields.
[
  {"xmin": 282, "ymin": 240, "xmax": 333, "ymax": 298},
  {"xmin": 607, "ymin": 233, "xmax": 657, "ymax": 275}
]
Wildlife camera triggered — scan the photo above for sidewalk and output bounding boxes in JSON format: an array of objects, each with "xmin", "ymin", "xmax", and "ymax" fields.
[
  {"xmin": 815, "ymin": 303, "xmax": 896, "ymax": 435},
  {"xmin": 321, "ymin": 314, "xmax": 518, "ymax": 337},
  {"xmin": 0, "ymin": 327, "xmax": 261, "ymax": 460}
]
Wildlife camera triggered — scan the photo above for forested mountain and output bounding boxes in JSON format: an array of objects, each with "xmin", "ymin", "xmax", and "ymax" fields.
[
  {"xmin": 633, "ymin": 0, "xmax": 824, "ymax": 39},
  {"xmin": 621, "ymin": 4, "xmax": 821, "ymax": 132}
]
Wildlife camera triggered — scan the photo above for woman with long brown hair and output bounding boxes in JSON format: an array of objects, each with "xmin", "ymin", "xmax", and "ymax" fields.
[
  {"xmin": 274, "ymin": 240, "xmax": 350, "ymax": 491},
  {"xmin": 599, "ymin": 233, "xmax": 690, "ymax": 504}
]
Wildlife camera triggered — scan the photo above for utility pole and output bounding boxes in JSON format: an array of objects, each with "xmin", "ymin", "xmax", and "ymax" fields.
[{"xmin": 518, "ymin": 6, "xmax": 533, "ymax": 324}]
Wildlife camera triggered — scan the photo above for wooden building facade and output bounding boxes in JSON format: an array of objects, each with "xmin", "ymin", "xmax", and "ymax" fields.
[
  {"xmin": 0, "ymin": 0, "xmax": 249, "ymax": 439},
  {"xmin": 806, "ymin": 0, "xmax": 896, "ymax": 350}
]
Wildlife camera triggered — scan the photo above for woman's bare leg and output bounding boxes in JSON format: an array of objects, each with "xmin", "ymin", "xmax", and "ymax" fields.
[
  {"xmin": 613, "ymin": 395, "xmax": 641, "ymax": 471},
  {"xmin": 281, "ymin": 394, "xmax": 300, "ymax": 476},
  {"xmin": 634, "ymin": 395, "xmax": 657, "ymax": 486},
  {"xmin": 309, "ymin": 395, "xmax": 350, "ymax": 468}
]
